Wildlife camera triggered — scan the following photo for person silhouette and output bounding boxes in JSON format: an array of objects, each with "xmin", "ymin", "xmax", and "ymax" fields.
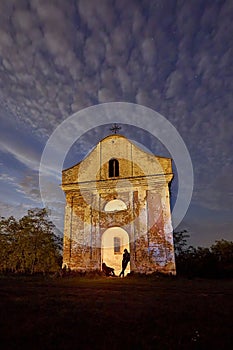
[
  {"xmin": 102, "ymin": 262, "xmax": 115, "ymax": 276},
  {"xmin": 119, "ymin": 249, "xmax": 130, "ymax": 277}
]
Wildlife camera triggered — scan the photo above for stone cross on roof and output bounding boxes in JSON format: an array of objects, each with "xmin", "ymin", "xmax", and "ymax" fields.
[{"xmin": 110, "ymin": 123, "xmax": 121, "ymax": 134}]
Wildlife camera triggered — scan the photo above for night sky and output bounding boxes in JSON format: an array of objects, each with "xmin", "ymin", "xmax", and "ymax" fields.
[{"xmin": 0, "ymin": 0, "xmax": 232, "ymax": 247}]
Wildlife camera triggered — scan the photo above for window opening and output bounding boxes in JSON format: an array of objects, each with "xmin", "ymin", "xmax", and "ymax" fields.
[
  {"xmin": 114, "ymin": 237, "xmax": 121, "ymax": 254},
  {"xmin": 109, "ymin": 159, "xmax": 119, "ymax": 177},
  {"xmin": 104, "ymin": 199, "xmax": 127, "ymax": 212}
]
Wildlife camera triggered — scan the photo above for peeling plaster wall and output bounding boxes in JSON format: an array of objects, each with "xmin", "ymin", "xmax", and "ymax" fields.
[{"xmin": 62, "ymin": 135, "xmax": 176, "ymax": 275}]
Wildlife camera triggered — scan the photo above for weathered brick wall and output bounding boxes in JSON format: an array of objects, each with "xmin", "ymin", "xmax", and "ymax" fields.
[{"xmin": 62, "ymin": 135, "xmax": 176, "ymax": 275}]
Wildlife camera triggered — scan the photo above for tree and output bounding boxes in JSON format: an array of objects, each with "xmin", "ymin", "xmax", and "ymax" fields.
[
  {"xmin": 0, "ymin": 208, "xmax": 62, "ymax": 274},
  {"xmin": 0, "ymin": 216, "xmax": 20, "ymax": 272},
  {"xmin": 173, "ymin": 230, "xmax": 189, "ymax": 256},
  {"xmin": 211, "ymin": 239, "xmax": 233, "ymax": 277},
  {"xmin": 211, "ymin": 239, "xmax": 233, "ymax": 262},
  {"xmin": 173, "ymin": 230, "xmax": 233, "ymax": 278}
]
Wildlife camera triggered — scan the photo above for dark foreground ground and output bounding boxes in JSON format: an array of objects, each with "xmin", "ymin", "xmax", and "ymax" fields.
[{"xmin": 0, "ymin": 275, "xmax": 232, "ymax": 350}]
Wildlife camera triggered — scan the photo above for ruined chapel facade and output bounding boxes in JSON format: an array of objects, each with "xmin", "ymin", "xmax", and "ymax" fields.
[{"xmin": 62, "ymin": 134, "xmax": 176, "ymax": 275}]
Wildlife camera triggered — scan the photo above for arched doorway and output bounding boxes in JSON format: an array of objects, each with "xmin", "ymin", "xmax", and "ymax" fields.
[{"xmin": 101, "ymin": 227, "xmax": 130, "ymax": 276}]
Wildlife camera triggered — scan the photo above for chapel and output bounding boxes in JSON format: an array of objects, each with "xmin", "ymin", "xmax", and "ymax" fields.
[{"xmin": 61, "ymin": 133, "xmax": 176, "ymax": 275}]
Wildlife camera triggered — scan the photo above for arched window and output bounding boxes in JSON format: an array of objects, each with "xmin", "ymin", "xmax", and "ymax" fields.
[
  {"xmin": 104, "ymin": 199, "xmax": 127, "ymax": 212},
  {"xmin": 109, "ymin": 158, "xmax": 119, "ymax": 177}
]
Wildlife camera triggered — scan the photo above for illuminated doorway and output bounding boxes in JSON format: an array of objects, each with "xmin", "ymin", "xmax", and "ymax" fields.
[{"xmin": 101, "ymin": 227, "xmax": 130, "ymax": 276}]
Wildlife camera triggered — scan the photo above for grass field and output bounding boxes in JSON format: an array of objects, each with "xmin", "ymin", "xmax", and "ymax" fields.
[{"xmin": 0, "ymin": 275, "xmax": 232, "ymax": 350}]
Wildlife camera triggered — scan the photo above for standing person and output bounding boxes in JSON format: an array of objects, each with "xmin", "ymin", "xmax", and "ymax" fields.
[{"xmin": 119, "ymin": 249, "xmax": 130, "ymax": 277}]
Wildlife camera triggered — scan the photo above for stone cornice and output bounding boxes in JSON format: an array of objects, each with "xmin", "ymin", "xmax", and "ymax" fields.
[{"xmin": 61, "ymin": 173, "xmax": 173, "ymax": 193}]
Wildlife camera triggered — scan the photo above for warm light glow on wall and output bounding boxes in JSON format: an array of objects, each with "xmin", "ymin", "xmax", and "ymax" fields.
[
  {"xmin": 104, "ymin": 199, "xmax": 127, "ymax": 212},
  {"xmin": 101, "ymin": 227, "xmax": 130, "ymax": 275}
]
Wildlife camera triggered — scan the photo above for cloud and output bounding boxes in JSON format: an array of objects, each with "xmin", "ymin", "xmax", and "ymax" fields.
[
  {"xmin": 0, "ymin": 173, "xmax": 16, "ymax": 183},
  {"xmin": 195, "ymin": 164, "xmax": 233, "ymax": 212},
  {"xmin": 17, "ymin": 172, "xmax": 41, "ymax": 202},
  {"xmin": 0, "ymin": 0, "xmax": 232, "ymax": 242},
  {"xmin": 78, "ymin": 0, "xmax": 116, "ymax": 31},
  {"xmin": 0, "ymin": 142, "xmax": 40, "ymax": 171},
  {"xmin": 0, "ymin": 107, "xmax": 43, "ymax": 171},
  {"xmin": 0, "ymin": 201, "xmax": 32, "ymax": 220}
]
